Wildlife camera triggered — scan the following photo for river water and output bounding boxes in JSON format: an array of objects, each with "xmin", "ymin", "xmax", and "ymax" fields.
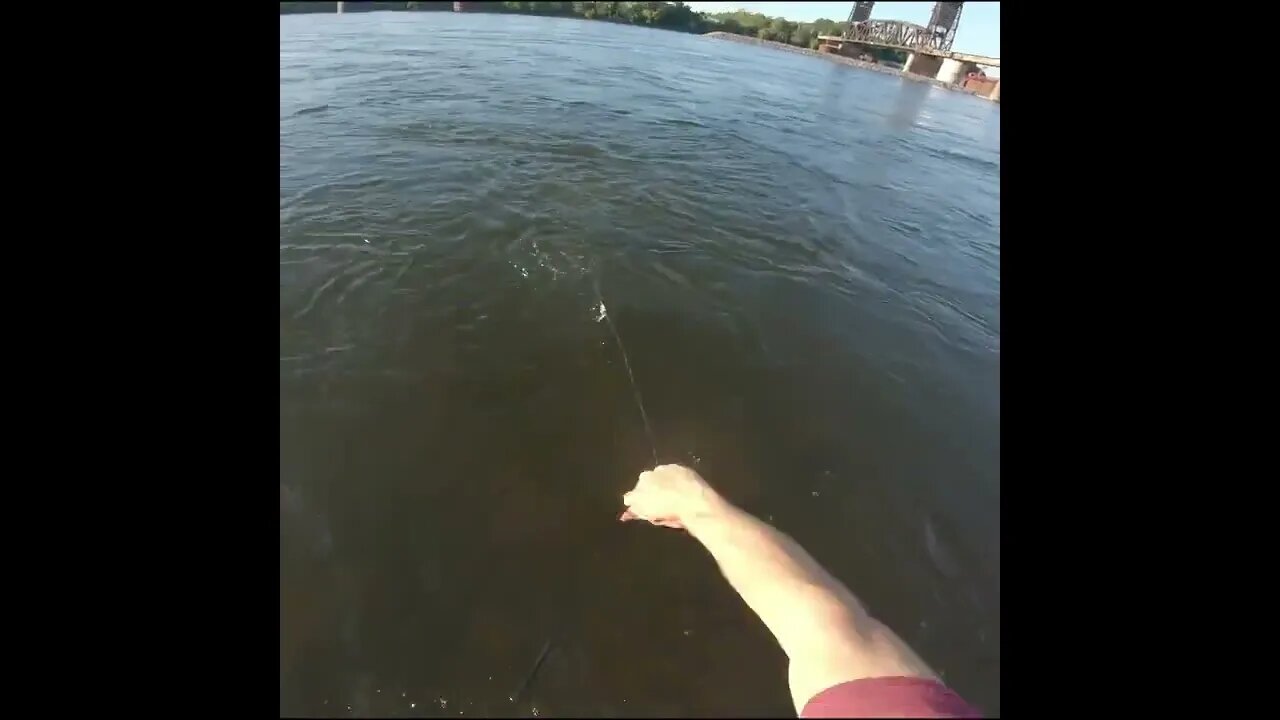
[{"xmin": 281, "ymin": 11, "xmax": 999, "ymax": 717}]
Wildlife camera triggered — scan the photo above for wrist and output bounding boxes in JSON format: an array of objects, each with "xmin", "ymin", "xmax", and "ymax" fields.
[{"xmin": 685, "ymin": 492, "xmax": 734, "ymax": 537}]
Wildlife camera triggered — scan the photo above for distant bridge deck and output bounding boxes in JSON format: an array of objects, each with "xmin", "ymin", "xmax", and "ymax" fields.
[{"xmin": 817, "ymin": 35, "xmax": 1000, "ymax": 67}]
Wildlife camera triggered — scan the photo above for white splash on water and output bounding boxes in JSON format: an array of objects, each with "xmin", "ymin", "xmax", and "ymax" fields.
[
  {"xmin": 594, "ymin": 301, "xmax": 608, "ymax": 323},
  {"xmin": 508, "ymin": 235, "xmax": 587, "ymax": 282}
]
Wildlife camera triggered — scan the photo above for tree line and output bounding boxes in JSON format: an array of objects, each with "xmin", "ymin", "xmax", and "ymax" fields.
[
  {"xmin": 479, "ymin": 2, "xmax": 706, "ymax": 31},
  {"xmin": 281, "ymin": 2, "xmax": 703, "ymax": 30},
  {"xmin": 280, "ymin": 2, "xmax": 887, "ymax": 56}
]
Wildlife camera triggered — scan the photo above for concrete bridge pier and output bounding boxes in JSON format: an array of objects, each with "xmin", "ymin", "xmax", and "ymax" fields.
[
  {"xmin": 989, "ymin": 79, "xmax": 1000, "ymax": 102},
  {"xmin": 903, "ymin": 52, "xmax": 943, "ymax": 78},
  {"xmin": 936, "ymin": 58, "xmax": 966, "ymax": 85},
  {"xmin": 336, "ymin": 1, "xmax": 344, "ymax": 12}
]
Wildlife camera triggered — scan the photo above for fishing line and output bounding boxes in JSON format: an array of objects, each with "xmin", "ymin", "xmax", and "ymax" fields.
[{"xmin": 591, "ymin": 269, "xmax": 658, "ymax": 464}]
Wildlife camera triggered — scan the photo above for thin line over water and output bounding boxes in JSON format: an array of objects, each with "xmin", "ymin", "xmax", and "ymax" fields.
[{"xmin": 592, "ymin": 270, "xmax": 657, "ymax": 465}]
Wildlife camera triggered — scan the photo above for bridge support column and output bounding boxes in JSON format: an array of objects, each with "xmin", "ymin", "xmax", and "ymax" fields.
[
  {"xmin": 903, "ymin": 52, "xmax": 943, "ymax": 78},
  {"xmin": 336, "ymin": 1, "xmax": 344, "ymax": 12},
  {"xmin": 989, "ymin": 79, "xmax": 1000, "ymax": 102},
  {"xmin": 936, "ymin": 58, "xmax": 965, "ymax": 85}
]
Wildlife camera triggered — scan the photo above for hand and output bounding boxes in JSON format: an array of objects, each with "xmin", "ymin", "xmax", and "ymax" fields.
[{"xmin": 620, "ymin": 464, "xmax": 726, "ymax": 531}]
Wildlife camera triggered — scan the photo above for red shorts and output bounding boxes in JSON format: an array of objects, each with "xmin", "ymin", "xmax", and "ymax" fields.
[{"xmin": 801, "ymin": 676, "xmax": 981, "ymax": 718}]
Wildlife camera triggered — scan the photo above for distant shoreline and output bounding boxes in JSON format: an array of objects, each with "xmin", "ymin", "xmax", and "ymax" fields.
[{"xmin": 703, "ymin": 32, "xmax": 995, "ymax": 101}]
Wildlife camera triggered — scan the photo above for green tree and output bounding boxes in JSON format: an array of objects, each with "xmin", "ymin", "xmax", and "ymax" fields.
[{"xmin": 811, "ymin": 18, "xmax": 843, "ymax": 37}]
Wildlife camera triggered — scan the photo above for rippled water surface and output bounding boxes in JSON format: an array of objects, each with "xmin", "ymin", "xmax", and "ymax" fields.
[{"xmin": 282, "ymin": 11, "xmax": 999, "ymax": 717}]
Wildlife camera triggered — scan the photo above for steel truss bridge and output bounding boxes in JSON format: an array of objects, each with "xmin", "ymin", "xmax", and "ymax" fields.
[{"xmin": 843, "ymin": 2, "xmax": 963, "ymax": 56}]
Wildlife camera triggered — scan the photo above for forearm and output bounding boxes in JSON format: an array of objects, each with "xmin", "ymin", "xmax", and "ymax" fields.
[
  {"xmin": 620, "ymin": 464, "xmax": 945, "ymax": 714},
  {"xmin": 687, "ymin": 498, "xmax": 936, "ymax": 711},
  {"xmin": 687, "ymin": 500, "xmax": 872, "ymax": 655}
]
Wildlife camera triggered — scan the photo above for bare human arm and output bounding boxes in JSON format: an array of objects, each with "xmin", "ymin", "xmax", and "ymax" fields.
[{"xmin": 620, "ymin": 464, "xmax": 939, "ymax": 715}]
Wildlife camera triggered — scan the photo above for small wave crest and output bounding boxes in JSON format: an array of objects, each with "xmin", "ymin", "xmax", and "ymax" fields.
[{"xmin": 291, "ymin": 104, "xmax": 331, "ymax": 118}]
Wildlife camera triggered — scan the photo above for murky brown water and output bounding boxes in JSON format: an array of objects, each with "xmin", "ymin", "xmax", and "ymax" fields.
[{"xmin": 282, "ymin": 10, "xmax": 999, "ymax": 717}]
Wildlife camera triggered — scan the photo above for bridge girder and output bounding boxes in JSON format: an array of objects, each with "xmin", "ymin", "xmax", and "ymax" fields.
[
  {"xmin": 843, "ymin": 2, "xmax": 963, "ymax": 53},
  {"xmin": 849, "ymin": 2, "xmax": 874, "ymax": 23}
]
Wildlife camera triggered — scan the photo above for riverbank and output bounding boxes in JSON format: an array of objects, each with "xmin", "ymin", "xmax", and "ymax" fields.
[{"xmin": 702, "ymin": 32, "xmax": 995, "ymax": 100}]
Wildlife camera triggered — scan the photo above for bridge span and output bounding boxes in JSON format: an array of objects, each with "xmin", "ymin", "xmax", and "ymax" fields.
[{"xmin": 818, "ymin": 3, "xmax": 1000, "ymax": 101}]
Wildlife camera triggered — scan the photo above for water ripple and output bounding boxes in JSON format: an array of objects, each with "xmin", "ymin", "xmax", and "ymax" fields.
[{"xmin": 281, "ymin": 10, "xmax": 999, "ymax": 718}]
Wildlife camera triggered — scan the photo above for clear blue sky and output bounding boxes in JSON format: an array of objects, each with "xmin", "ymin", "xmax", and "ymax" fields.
[{"xmin": 686, "ymin": 2, "xmax": 1000, "ymax": 60}]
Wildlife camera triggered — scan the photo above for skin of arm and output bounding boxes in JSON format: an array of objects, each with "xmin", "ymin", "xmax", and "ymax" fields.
[{"xmin": 621, "ymin": 464, "xmax": 938, "ymax": 714}]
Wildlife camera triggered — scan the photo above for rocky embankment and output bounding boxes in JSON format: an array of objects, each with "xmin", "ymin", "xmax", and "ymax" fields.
[{"xmin": 702, "ymin": 32, "xmax": 985, "ymax": 97}]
